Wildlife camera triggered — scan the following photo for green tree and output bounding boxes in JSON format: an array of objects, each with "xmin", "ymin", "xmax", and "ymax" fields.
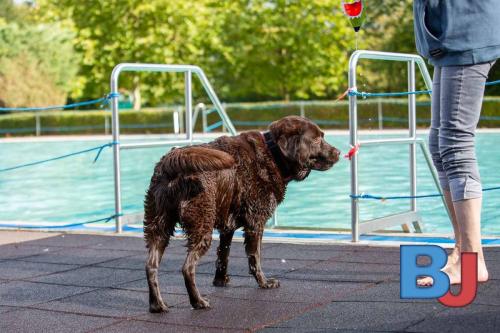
[
  {"xmin": 361, "ymin": 0, "xmax": 437, "ymax": 93},
  {"xmin": 38, "ymin": 0, "xmax": 213, "ymax": 109},
  {"xmin": 206, "ymin": 0, "xmax": 352, "ymax": 101},
  {"xmin": 38, "ymin": 0, "xmax": 355, "ymax": 104},
  {"xmin": 0, "ymin": 1, "xmax": 80, "ymax": 108},
  {"xmin": 0, "ymin": 0, "xmax": 32, "ymax": 24}
]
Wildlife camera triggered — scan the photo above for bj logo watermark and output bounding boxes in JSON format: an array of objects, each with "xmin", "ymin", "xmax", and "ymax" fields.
[{"xmin": 400, "ymin": 245, "xmax": 478, "ymax": 307}]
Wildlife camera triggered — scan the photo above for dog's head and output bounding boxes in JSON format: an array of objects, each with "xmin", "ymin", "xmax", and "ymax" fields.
[{"xmin": 268, "ymin": 116, "xmax": 341, "ymax": 181}]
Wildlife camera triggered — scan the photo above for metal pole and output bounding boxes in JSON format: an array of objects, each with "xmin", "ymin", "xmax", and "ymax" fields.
[
  {"xmin": 110, "ymin": 70, "xmax": 123, "ymax": 233},
  {"xmin": 377, "ymin": 98, "xmax": 383, "ymax": 130},
  {"xmin": 178, "ymin": 106, "xmax": 184, "ymax": 134},
  {"xmin": 185, "ymin": 71, "xmax": 193, "ymax": 144},
  {"xmin": 349, "ymin": 55, "xmax": 360, "ymax": 242},
  {"xmin": 222, "ymin": 103, "xmax": 227, "ymax": 132},
  {"xmin": 202, "ymin": 107, "xmax": 208, "ymax": 133},
  {"xmin": 195, "ymin": 71, "xmax": 237, "ymax": 135},
  {"xmin": 106, "ymin": 63, "xmax": 237, "ymax": 135},
  {"xmin": 408, "ymin": 60, "xmax": 417, "ymax": 214},
  {"xmin": 300, "ymin": 102, "xmax": 305, "ymax": 118},
  {"xmin": 104, "ymin": 116, "xmax": 109, "ymax": 135},
  {"xmin": 35, "ymin": 113, "xmax": 41, "ymax": 136},
  {"xmin": 192, "ymin": 103, "xmax": 205, "ymax": 134},
  {"xmin": 173, "ymin": 109, "xmax": 180, "ymax": 134},
  {"xmin": 106, "ymin": 62, "xmax": 240, "ymax": 234}
]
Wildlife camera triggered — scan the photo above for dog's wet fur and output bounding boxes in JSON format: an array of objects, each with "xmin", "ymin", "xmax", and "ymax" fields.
[{"xmin": 144, "ymin": 116, "xmax": 340, "ymax": 312}]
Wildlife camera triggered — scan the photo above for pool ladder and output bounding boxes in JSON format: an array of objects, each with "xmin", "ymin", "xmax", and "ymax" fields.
[
  {"xmin": 348, "ymin": 50, "xmax": 452, "ymax": 242},
  {"xmin": 109, "ymin": 63, "xmax": 237, "ymax": 233}
]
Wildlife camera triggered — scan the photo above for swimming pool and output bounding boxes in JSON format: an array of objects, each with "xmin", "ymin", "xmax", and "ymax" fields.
[{"xmin": 1, "ymin": 132, "xmax": 499, "ymax": 234}]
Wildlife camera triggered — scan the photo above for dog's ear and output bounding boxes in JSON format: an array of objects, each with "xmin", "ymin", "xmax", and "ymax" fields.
[
  {"xmin": 269, "ymin": 117, "xmax": 312, "ymax": 166},
  {"xmin": 277, "ymin": 134, "xmax": 310, "ymax": 166}
]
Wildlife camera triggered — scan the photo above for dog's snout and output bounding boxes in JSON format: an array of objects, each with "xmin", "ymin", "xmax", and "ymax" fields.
[{"xmin": 328, "ymin": 146, "xmax": 340, "ymax": 160}]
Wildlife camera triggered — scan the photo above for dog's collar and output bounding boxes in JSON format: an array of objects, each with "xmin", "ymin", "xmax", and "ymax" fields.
[{"xmin": 262, "ymin": 131, "xmax": 292, "ymax": 181}]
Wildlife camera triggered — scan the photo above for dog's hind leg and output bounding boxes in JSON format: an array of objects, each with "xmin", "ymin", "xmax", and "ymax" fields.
[
  {"xmin": 213, "ymin": 229, "xmax": 235, "ymax": 287},
  {"xmin": 182, "ymin": 232, "xmax": 212, "ymax": 309},
  {"xmin": 146, "ymin": 237, "xmax": 169, "ymax": 313},
  {"xmin": 244, "ymin": 226, "xmax": 280, "ymax": 289}
]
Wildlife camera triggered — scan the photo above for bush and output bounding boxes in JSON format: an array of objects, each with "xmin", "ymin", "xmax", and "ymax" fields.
[
  {"xmin": 0, "ymin": 22, "xmax": 79, "ymax": 108},
  {"xmin": 0, "ymin": 109, "xmax": 175, "ymax": 136},
  {"xmin": 1, "ymin": 97, "xmax": 500, "ymax": 137}
]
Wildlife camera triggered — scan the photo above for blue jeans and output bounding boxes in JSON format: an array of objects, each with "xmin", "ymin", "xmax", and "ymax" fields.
[{"xmin": 429, "ymin": 62, "xmax": 495, "ymax": 202}]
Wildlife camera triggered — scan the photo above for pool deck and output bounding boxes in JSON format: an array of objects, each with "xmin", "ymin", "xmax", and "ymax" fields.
[{"xmin": 1, "ymin": 231, "xmax": 499, "ymax": 332}]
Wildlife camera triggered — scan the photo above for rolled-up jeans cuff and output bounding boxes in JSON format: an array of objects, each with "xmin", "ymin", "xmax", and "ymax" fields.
[
  {"xmin": 438, "ymin": 171, "xmax": 450, "ymax": 192},
  {"xmin": 449, "ymin": 176, "xmax": 482, "ymax": 202}
]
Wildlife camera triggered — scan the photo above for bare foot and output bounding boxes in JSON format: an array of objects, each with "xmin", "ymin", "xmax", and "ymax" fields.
[
  {"xmin": 477, "ymin": 258, "xmax": 489, "ymax": 283},
  {"xmin": 445, "ymin": 245, "xmax": 460, "ymax": 268},
  {"xmin": 416, "ymin": 264, "xmax": 460, "ymax": 286},
  {"xmin": 417, "ymin": 258, "xmax": 489, "ymax": 286},
  {"xmin": 416, "ymin": 276, "xmax": 431, "ymax": 286}
]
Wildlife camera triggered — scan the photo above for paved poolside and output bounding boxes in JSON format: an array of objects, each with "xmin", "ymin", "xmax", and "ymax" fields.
[{"xmin": 0, "ymin": 231, "xmax": 499, "ymax": 332}]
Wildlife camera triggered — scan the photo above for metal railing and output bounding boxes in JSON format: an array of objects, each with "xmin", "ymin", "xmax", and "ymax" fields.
[
  {"xmin": 348, "ymin": 50, "xmax": 451, "ymax": 242},
  {"xmin": 109, "ymin": 63, "xmax": 237, "ymax": 232}
]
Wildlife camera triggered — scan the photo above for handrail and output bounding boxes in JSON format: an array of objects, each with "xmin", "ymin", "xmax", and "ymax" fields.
[
  {"xmin": 348, "ymin": 50, "xmax": 450, "ymax": 242},
  {"xmin": 109, "ymin": 63, "xmax": 237, "ymax": 232},
  {"xmin": 348, "ymin": 50, "xmax": 433, "ymax": 89},
  {"xmin": 109, "ymin": 63, "xmax": 237, "ymax": 135}
]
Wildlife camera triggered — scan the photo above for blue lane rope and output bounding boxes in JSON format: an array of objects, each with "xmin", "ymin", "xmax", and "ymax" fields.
[
  {"xmin": 349, "ymin": 90, "xmax": 432, "ymax": 98},
  {"xmin": 4, "ymin": 213, "xmax": 123, "ymax": 229},
  {"xmin": 0, "ymin": 93, "xmax": 120, "ymax": 112},
  {"xmin": 351, "ymin": 193, "xmax": 442, "ymax": 200},
  {"xmin": 349, "ymin": 78, "xmax": 500, "ymax": 98},
  {"xmin": 0, "ymin": 141, "xmax": 118, "ymax": 173},
  {"xmin": 206, "ymin": 120, "xmax": 224, "ymax": 132},
  {"xmin": 483, "ymin": 186, "xmax": 500, "ymax": 192},
  {"xmin": 351, "ymin": 186, "xmax": 500, "ymax": 200},
  {"xmin": 485, "ymin": 79, "xmax": 500, "ymax": 86},
  {"xmin": 348, "ymin": 79, "xmax": 500, "ymax": 201}
]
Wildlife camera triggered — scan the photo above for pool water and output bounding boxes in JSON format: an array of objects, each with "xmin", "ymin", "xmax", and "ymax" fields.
[{"xmin": 1, "ymin": 133, "xmax": 499, "ymax": 234}]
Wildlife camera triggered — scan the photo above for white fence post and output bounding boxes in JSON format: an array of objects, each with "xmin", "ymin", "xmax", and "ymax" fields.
[
  {"xmin": 35, "ymin": 114, "xmax": 41, "ymax": 136},
  {"xmin": 378, "ymin": 98, "xmax": 383, "ymax": 130},
  {"xmin": 300, "ymin": 101, "xmax": 305, "ymax": 118},
  {"xmin": 104, "ymin": 116, "xmax": 110, "ymax": 135},
  {"xmin": 173, "ymin": 109, "xmax": 180, "ymax": 134}
]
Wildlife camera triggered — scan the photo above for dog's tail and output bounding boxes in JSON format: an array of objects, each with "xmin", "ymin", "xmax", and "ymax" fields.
[{"xmin": 160, "ymin": 146, "xmax": 235, "ymax": 177}]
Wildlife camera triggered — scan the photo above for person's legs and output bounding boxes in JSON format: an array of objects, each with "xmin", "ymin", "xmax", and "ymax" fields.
[
  {"xmin": 443, "ymin": 191, "xmax": 460, "ymax": 266},
  {"xmin": 438, "ymin": 61, "xmax": 495, "ymax": 284},
  {"xmin": 418, "ymin": 67, "xmax": 461, "ymax": 287},
  {"xmin": 428, "ymin": 67, "xmax": 461, "ymax": 265}
]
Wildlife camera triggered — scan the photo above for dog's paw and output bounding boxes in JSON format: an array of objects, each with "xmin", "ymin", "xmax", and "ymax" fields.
[
  {"xmin": 191, "ymin": 297, "xmax": 211, "ymax": 310},
  {"xmin": 213, "ymin": 275, "xmax": 230, "ymax": 287},
  {"xmin": 149, "ymin": 302, "xmax": 169, "ymax": 313},
  {"xmin": 260, "ymin": 278, "xmax": 280, "ymax": 289}
]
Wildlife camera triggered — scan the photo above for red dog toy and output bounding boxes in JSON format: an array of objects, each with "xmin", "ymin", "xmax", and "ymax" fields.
[{"xmin": 344, "ymin": 143, "xmax": 360, "ymax": 160}]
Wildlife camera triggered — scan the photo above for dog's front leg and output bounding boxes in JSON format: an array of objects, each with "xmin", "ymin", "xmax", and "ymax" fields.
[{"xmin": 244, "ymin": 227, "xmax": 280, "ymax": 289}]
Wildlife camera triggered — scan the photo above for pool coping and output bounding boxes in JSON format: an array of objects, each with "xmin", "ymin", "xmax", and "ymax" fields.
[{"xmin": 1, "ymin": 223, "xmax": 500, "ymax": 247}]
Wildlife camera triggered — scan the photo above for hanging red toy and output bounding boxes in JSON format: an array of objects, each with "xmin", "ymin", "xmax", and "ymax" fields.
[{"xmin": 342, "ymin": 0, "xmax": 365, "ymax": 32}]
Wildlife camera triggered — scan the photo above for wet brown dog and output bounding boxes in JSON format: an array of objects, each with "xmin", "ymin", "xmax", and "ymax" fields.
[{"xmin": 144, "ymin": 116, "xmax": 340, "ymax": 312}]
